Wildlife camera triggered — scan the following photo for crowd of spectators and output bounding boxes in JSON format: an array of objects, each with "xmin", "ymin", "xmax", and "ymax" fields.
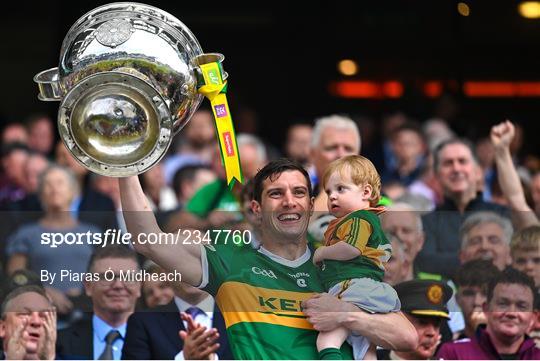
[{"xmin": 0, "ymin": 106, "xmax": 539, "ymax": 360}]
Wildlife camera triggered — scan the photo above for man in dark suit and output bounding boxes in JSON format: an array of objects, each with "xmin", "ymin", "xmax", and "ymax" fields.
[
  {"xmin": 56, "ymin": 246, "xmax": 141, "ymax": 360},
  {"xmin": 122, "ymin": 283, "xmax": 232, "ymax": 360},
  {"xmin": 56, "ymin": 317, "xmax": 94, "ymax": 359}
]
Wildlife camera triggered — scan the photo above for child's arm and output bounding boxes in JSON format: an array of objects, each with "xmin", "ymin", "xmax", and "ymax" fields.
[
  {"xmin": 313, "ymin": 241, "xmax": 361, "ymax": 264},
  {"xmin": 314, "ymin": 216, "xmax": 369, "ymax": 265}
]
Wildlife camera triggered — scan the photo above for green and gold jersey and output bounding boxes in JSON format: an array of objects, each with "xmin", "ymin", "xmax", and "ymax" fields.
[
  {"xmin": 320, "ymin": 209, "xmax": 391, "ymax": 290},
  {"xmin": 200, "ymin": 244, "xmax": 352, "ymax": 360}
]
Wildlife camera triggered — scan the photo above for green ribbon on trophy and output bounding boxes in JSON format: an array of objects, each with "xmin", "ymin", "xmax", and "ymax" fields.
[{"xmin": 196, "ymin": 55, "xmax": 243, "ymax": 187}]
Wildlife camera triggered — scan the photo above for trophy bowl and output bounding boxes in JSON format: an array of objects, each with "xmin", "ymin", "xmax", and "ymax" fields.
[{"xmin": 34, "ymin": 2, "xmax": 224, "ymax": 176}]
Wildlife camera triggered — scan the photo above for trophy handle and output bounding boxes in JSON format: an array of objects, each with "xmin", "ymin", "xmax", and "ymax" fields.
[
  {"xmin": 34, "ymin": 68, "xmax": 63, "ymax": 101},
  {"xmin": 192, "ymin": 53, "xmax": 228, "ymax": 83}
]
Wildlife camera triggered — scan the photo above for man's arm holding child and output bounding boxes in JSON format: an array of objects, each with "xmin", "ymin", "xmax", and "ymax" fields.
[{"xmin": 303, "ymin": 293, "xmax": 418, "ymax": 351}]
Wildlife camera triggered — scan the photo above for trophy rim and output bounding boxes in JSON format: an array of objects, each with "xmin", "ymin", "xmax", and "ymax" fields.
[
  {"xmin": 61, "ymin": 2, "xmax": 204, "ymax": 67},
  {"xmin": 58, "ymin": 71, "xmax": 173, "ymax": 177}
]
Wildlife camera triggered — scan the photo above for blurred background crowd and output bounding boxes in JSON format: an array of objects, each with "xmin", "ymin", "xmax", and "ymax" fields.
[{"xmin": 0, "ymin": 106, "xmax": 539, "ymax": 359}]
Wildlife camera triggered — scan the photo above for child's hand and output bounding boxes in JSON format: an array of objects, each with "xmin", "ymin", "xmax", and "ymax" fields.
[{"xmin": 313, "ymin": 246, "xmax": 326, "ymax": 265}]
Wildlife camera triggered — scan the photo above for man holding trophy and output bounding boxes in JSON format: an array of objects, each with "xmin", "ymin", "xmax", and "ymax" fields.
[{"xmin": 34, "ymin": 3, "xmax": 417, "ymax": 359}]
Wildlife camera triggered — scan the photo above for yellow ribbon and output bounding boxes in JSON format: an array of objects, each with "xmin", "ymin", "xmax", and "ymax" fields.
[{"xmin": 198, "ymin": 62, "xmax": 243, "ymax": 186}]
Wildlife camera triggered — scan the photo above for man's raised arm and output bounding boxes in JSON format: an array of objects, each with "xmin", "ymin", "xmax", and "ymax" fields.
[
  {"xmin": 119, "ymin": 176, "xmax": 203, "ymax": 286},
  {"xmin": 491, "ymin": 120, "xmax": 539, "ymax": 229}
]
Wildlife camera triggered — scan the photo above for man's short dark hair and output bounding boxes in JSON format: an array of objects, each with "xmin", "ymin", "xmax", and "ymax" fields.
[
  {"xmin": 455, "ymin": 259, "xmax": 500, "ymax": 289},
  {"xmin": 1, "ymin": 285, "xmax": 50, "ymax": 318},
  {"xmin": 25, "ymin": 113, "xmax": 52, "ymax": 129},
  {"xmin": 487, "ymin": 267, "xmax": 536, "ymax": 305},
  {"xmin": 87, "ymin": 245, "xmax": 140, "ymax": 273},
  {"xmin": 390, "ymin": 122, "xmax": 426, "ymax": 144},
  {"xmin": 241, "ymin": 178, "xmax": 255, "ymax": 202},
  {"xmin": 252, "ymin": 158, "xmax": 312, "ymax": 203},
  {"xmin": 1, "ymin": 142, "xmax": 30, "ymax": 158},
  {"xmin": 433, "ymin": 138, "xmax": 478, "ymax": 171},
  {"xmin": 171, "ymin": 164, "xmax": 211, "ymax": 198}
]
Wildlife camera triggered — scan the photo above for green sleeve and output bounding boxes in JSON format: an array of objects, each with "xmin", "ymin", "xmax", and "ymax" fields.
[
  {"xmin": 202, "ymin": 244, "xmax": 234, "ymax": 296},
  {"xmin": 185, "ymin": 180, "xmax": 222, "ymax": 217}
]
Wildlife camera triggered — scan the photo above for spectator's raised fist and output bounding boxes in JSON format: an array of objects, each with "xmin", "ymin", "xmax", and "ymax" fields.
[{"xmin": 490, "ymin": 120, "xmax": 515, "ymax": 150}]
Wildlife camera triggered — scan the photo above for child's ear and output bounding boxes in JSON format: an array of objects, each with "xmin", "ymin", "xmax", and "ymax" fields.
[{"xmin": 363, "ymin": 184, "xmax": 373, "ymax": 200}]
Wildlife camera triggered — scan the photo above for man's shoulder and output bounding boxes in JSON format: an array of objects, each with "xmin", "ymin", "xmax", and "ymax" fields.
[
  {"xmin": 193, "ymin": 179, "xmax": 225, "ymax": 197},
  {"xmin": 59, "ymin": 318, "xmax": 93, "ymax": 336},
  {"xmin": 57, "ymin": 318, "xmax": 93, "ymax": 346},
  {"xmin": 128, "ymin": 302, "xmax": 179, "ymax": 323},
  {"xmin": 422, "ymin": 206, "xmax": 446, "ymax": 220},
  {"xmin": 203, "ymin": 242, "xmax": 253, "ymax": 257},
  {"xmin": 473, "ymin": 199, "xmax": 509, "ymax": 214},
  {"xmin": 57, "ymin": 318, "xmax": 94, "ymax": 359},
  {"xmin": 203, "ymin": 243, "xmax": 266, "ymax": 275},
  {"xmin": 211, "ymin": 245, "xmax": 321, "ymax": 288},
  {"xmin": 449, "ymin": 337, "xmax": 474, "ymax": 345},
  {"xmin": 210, "ymin": 244, "xmax": 314, "ymax": 268},
  {"xmin": 81, "ymin": 189, "xmax": 116, "ymax": 210},
  {"xmin": 437, "ymin": 337, "xmax": 475, "ymax": 359},
  {"xmin": 421, "ymin": 205, "xmax": 460, "ymax": 228},
  {"xmin": 186, "ymin": 179, "xmax": 228, "ymax": 215},
  {"xmin": 10, "ymin": 222, "xmax": 45, "ymax": 235}
]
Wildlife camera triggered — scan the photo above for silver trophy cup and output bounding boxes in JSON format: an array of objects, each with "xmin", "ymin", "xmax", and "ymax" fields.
[{"xmin": 34, "ymin": 2, "xmax": 226, "ymax": 176}]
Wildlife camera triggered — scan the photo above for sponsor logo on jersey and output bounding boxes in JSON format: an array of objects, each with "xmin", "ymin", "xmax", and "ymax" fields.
[
  {"xmin": 258, "ymin": 296, "xmax": 302, "ymax": 312},
  {"xmin": 252, "ymin": 267, "xmax": 277, "ymax": 279},
  {"xmin": 217, "ymin": 281, "xmax": 316, "ymax": 329},
  {"xmin": 296, "ymin": 278, "xmax": 307, "ymax": 288}
]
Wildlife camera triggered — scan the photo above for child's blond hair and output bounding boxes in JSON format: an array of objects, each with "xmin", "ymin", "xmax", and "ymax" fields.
[
  {"xmin": 511, "ymin": 225, "xmax": 540, "ymax": 257},
  {"xmin": 321, "ymin": 155, "xmax": 381, "ymax": 206}
]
